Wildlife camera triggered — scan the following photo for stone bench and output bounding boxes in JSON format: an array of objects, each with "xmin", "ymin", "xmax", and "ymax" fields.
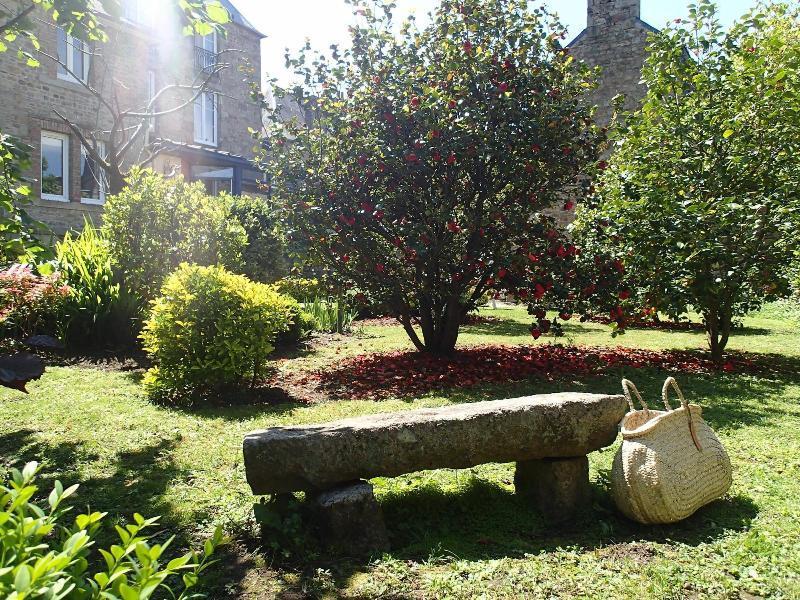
[{"xmin": 243, "ymin": 393, "xmax": 626, "ymax": 554}]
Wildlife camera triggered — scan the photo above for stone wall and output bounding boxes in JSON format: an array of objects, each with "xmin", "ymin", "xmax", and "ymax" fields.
[{"xmin": 569, "ymin": 0, "xmax": 656, "ymax": 125}]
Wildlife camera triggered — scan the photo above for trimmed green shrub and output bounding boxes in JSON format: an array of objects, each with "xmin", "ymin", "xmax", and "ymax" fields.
[
  {"xmin": 56, "ymin": 221, "xmax": 139, "ymax": 347},
  {"xmin": 0, "ymin": 461, "xmax": 225, "ymax": 599},
  {"xmin": 273, "ymin": 277, "xmax": 322, "ymax": 302},
  {"xmin": 229, "ymin": 195, "xmax": 289, "ymax": 284},
  {"xmin": 141, "ymin": 264, "xmax": 295, "ymax": 402},
  {"xmin": 275, "ymin": 296, "xmax": 318, "ymax": 345},
  {"xmin": 102, "ymin": 169, "xmax": 247, "ymax": 302}
]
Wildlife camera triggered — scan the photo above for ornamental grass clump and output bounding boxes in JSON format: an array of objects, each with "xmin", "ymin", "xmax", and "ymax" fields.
[{"xmin": 141, "ymin": 264, "xmax": 296, "ymax": 403}]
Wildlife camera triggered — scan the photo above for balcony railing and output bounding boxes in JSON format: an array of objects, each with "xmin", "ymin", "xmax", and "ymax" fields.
[{"xmin": 194, "ymin": 46, "xmax": 218, "ymax": 73}]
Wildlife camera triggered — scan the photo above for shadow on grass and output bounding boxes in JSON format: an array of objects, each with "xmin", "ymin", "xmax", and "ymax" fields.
[
  {"xmin": 378, "ymin": 477, "xmax": 758, "ymax": 562},
  {"xmin": 0, "ymin": 429, "xmax": 98, "ymax": 476},
  {"xmin": 261, "ymin": 475, "xmax": 758, "ymax": 597}
]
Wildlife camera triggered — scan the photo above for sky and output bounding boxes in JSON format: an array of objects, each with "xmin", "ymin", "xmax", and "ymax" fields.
[{"xmin": 232, "ymin": 0, "xmax": 764, "ymax": 85}]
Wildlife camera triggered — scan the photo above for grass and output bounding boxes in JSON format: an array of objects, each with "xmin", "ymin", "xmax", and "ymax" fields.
[{"xmin": 1, "ymin": 304, "xmax": 799, "ymax": 598}]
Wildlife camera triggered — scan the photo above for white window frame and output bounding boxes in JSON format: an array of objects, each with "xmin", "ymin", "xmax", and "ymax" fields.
[
  {"xmin": 41, "ymin": 131, "xmax": 70, "ymax": 202},
  {"xmin": 194, "ymin": 91, "xmax": 218, "ymax": 146},
  {"xmin": 80, "ymin": 141, "xmax": 107, "ymax": 205},
  {"xmin": 121, "ymin": 0, "xmax": 152, "ymax": 27},
  {"xmin": 57, "ymin": 28, "xmax": 90, "ymax": 84}
]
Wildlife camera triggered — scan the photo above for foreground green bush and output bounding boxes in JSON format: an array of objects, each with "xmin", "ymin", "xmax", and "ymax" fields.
[
  {"xmin": 56, "ymin": 222, "xmax": 139, "ymax": 347},
  {"xmin": 141, "ymin": 264, "xmax": 295, "ymax": 402},
  {"xmin": 1, "ymin": 461, "xmax": 224, "ymax": 599},
  {"xmin": 102, "ymin": 170, "xmax": 247, "ymax": 302}
]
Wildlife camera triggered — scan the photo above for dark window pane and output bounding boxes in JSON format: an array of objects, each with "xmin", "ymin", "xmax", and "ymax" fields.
[{"xmin": 42, "ymin": 135, "xmax": 65, "ymax": 197}]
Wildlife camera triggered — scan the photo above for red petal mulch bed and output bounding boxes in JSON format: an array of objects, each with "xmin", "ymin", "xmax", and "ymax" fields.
[{"xmin": 299, "ymin": 344, "xmax": 786, "ymax": 401}]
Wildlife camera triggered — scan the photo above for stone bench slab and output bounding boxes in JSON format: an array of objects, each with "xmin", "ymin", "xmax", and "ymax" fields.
[{"xmin": 244, "ymin": 393, "xmax": 626, "ymax": 495}]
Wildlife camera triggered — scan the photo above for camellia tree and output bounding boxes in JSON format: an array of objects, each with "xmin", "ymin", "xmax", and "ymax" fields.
[
  {"xmin": 262, "ymin": 0, "xmax": 624, "ymax": 354},
  {"xmin": 573, "ymin": 1, "xmax": 800, "ymax": 362}
]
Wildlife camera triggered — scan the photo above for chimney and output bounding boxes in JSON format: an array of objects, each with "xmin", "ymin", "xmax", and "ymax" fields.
[{"xmin": 587, "ymin": 0, "xmax": 640, "ymax": 29}]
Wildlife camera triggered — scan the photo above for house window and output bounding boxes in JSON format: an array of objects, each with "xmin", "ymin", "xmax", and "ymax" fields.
[
  {"xmin": 41, "ymin": 132, "xmax": 69, "ymax": 202},
  {"xmin": 194, "ymin": 92, "xmax": 218, "ymax": 146},
  {"xmin": 80, "ymin": 142, "xmax": 107, "ymax": 205},
  {"xmin": 57, "ymin": 27, "xmax": 90, "ymax": 83},
  {"xmin": 191, "ymin": 165, "xmax": 233, "ymax": 196},
  {"xmin": 122, "ymin": 0, "xmax": 152, "ymax": 27},
  {"xmin": 194, "ymin": 32, "xmax": 217, "ymax": 72}
]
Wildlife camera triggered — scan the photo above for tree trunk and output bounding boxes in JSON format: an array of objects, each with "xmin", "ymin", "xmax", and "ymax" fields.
[
  {"xmin": 705, "ymin": 308, "xmax": 732, "ymax": 364},
  {"xmin": 108, "ymin": 170, "xmax": 127, "ymax": 196}
]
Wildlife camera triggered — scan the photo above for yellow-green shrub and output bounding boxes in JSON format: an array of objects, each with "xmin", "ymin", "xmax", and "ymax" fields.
[{"xmin": 141, "ymin": 264, "xmax": 294, "ymax": 402}]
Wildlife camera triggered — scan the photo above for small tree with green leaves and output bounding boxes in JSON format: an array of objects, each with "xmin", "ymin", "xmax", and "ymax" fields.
[
  {"xmin": 573, "ymin": 1, "xmax": 800, "ymax": 362},
  {"xmin": 262, "ymin": 0, "xmax": 620, "ymax": 354}
]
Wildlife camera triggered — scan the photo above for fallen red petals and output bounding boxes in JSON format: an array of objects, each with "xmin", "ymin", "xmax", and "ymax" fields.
[{"xmin": 303, "ymin": 344, "xmax": 771, "ymax": 401}]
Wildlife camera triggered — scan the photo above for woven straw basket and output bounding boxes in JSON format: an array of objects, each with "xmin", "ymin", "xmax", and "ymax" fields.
[{"xmin": 610, "ymin": 377, "xmax": 732, "ymax": 524}]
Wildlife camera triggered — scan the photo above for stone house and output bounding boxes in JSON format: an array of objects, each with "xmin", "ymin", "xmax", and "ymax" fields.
[
  {"xmin": 570, "ymin": 0, "xmax": 659, "ymax": 124},
  {"xmin": 0, "ymin": 0, "xmax": 264, "ymax": 234}
]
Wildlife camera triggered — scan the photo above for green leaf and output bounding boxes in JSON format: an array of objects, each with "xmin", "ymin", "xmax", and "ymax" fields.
[
  {"xmin": 205, "ymin": 2, "xmax": 230, "ymax": 24},
  {"xmin": 722, "ymin": 129, "xmax": 734, "ymax": 138}
]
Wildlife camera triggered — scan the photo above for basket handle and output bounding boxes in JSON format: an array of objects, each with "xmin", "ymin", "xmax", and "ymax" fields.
[
  {"xmin": 621, "ymin": 379, "xmax": 649, "ymax": 413},
  {"xmin": 662, "ymin": 377, "xmax": 703, "ymax": 451}
]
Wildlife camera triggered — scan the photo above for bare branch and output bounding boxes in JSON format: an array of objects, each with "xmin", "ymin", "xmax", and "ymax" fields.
[{"xmin": 52, "ymin": 108, "xmax": 111, "ymax": 172}]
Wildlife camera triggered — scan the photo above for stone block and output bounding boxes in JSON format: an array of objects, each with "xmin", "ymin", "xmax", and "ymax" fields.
[
  {"xmin": 515, "ymin": 456, "xmax": 591, "ymax": 523},
  {"xmin": 311, "ymin": 480, "xmax": 390, "ymax": 557}
]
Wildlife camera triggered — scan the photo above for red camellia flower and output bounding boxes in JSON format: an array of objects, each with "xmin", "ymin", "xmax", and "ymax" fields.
[
  {"xmin": 410, "ymin": 96, "xmax": 421, "ymax": 108},
  {"xmin": 463, "ymin": 41, "xmax": 473, "ymax": 53},
  {"xmin": 498, "ymin": 268, "xmax": 508, "ymax": 279},
  {"xmin": 619, "ymin": 290, "xmax": 631, "ymax": 300},
  {"xmin": 374, "ymin": 209, "xmax": 385, "ymax": 220},
  {"xmin": 563, "ymin": 200, "xmax": 576, "ymax": 211},
  {"xmin": 406, "ymin": 153, "xmax": 418, "ymax": 163},
  {"xmin": 384, "ymin": 112, "xmax": 395, "ymax": 123},
  {"xmin": 614, "ymin": 259, "xmax": 625, "ymax": 273},
  {"xmin": 447, "ymin": 221, "xmax": 462, "ymax": 233},
  {"xmin": 375, "ymin": 263, "xmax": 385, "ymax": 273},
  {"xmin": 358, "ymin": 156, "xmax": 367, "ymax": 166},
  {"xmin": 562, "ymin": 146, "xmax": 572, "ymax": 155},
  {"xmin": 447, "ymin": 153, "xmax": 457, "ymax": 165},
  {"xmin": 361, "ymin": 201, "xmax": 373, "ymax": 212},
  {"xmin": 531, "ymin": 144, "xmax": 541, "ymax": 153},
  {"xmin": 341, "ymin": 254, "xmax": 350, "ymax": 263},
  {"xmin": 525, "ymin": 163, "xmax": 534, "ymax": 173},
  {"xmin": 530, "ymin": 328, "xmax": 542, "ymax": 340},
  {"xmin": 498, "ymin": 82, "xmax": 509, "ymax": 93},
  {"xmin": 597, "ymin": 160, "xmax": 608, "ymax": 170},
  {"xmin": 430, "ymin": 129, "xmax": 442, "ymax": 139},
  {"xmin": 449, "ymin": 99, "xmax": 457, "ymax": 109},
  {"xmin": 432, "ymin": 151, "xmax": 442, "ymax": 162},
  {"xmin": 372, "ymin": 75, "xmax": 381, "ymax": 84},
  {"xmin": 559, "ymin": 312, "xmax": 572, "ymax": 321},
  {"xmin": 534, "ymin": 283, "xmax": 546, "ymax": 299}
]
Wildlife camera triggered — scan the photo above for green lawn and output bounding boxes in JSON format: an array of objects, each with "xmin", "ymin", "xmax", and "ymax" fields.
[{"xmin": 2, "ymin": 306, "xmax": 799, "ymax": 598}]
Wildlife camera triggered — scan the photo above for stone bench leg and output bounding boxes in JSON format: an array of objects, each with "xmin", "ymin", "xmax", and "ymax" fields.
[
  {"xmin": 311, "ymin": 480, "xmax": 390, "ymax": 556},
  {"xmin": 514, "ymin": 456, "xmax": 591, "ymax": 523}
]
